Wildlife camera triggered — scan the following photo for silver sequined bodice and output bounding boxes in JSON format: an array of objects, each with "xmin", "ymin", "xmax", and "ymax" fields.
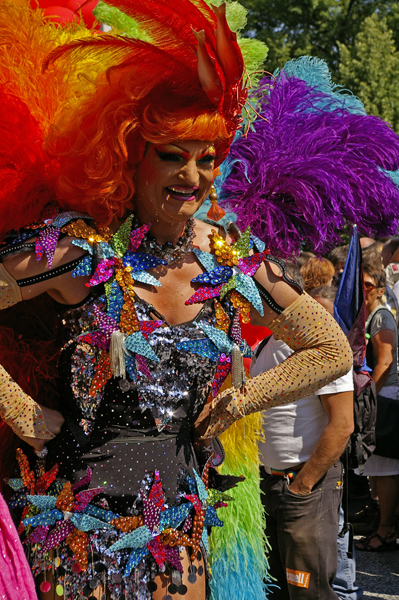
[{"xmin": 59, "ymin": 293, "xmax": 229, "ymax": 437}]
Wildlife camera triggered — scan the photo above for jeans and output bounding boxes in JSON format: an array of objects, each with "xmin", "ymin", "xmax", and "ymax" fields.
[{"xmin": 332, "ymin": 506, "xmax": 363, "ymax": 600}]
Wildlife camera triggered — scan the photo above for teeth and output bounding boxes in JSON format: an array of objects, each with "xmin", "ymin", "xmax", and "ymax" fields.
[{"xmin": 168, "ymin": 187, "xmax": 195, "ymax": 195}]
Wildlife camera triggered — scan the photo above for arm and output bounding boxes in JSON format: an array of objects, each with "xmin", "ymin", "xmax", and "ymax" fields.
[
  {"xmin": 197, "ymin": 292, "xmax": 353, "ymax": 440},
  {"xmin": 370, "ymin": 329, "xmax": 395, "ymax": 394},
  {"xmin": 0, "ymin": 365, "xmax": 64, "ymax": 450},
  {"xmin": 0, "ymin": 239, "xmax": 87, "ymax": 447},
  {"xmin": 2, "ymin": 235, "xmax": 90, "ymax": 305},
  {"xmin": 289, "ymin": 390, "xmax": 354, "ymax": 495},
  {"xmin": 250, "ymin": 259, "xmax": 303, "ymax": 326}
]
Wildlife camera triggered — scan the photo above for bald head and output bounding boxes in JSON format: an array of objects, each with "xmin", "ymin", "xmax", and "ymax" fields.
[{"xmin": 359, "ymin": 237, "xmax": 375, "ymax": 249}]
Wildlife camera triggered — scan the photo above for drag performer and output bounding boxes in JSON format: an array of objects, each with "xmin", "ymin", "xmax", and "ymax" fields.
[{"xmin": 1, "ymin": 2, "xmax": 399, "ymax": 600}]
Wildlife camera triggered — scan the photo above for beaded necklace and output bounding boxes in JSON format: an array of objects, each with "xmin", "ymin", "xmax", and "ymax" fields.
[
  {"xmin": 18, "ymin": 212, "xmax": 268, "ymax": 421},
  {"xmin": 132, "ymin": 215, "xmax": 196, "ymax": 265}
]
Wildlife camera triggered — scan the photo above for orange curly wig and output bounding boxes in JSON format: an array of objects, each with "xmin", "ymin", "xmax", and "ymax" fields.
[
  {"xmin": 52, "ymin": 65, "xmax": 231, "ymax": 224},
  {"xmin": 0, "ymin": 0, "xmax": 246, "ymax": 230}
]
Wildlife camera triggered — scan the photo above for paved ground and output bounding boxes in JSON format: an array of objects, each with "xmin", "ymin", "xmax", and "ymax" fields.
[{"xmin": 354, "ymin": 535, "xmax": 399, "ymax": 599}]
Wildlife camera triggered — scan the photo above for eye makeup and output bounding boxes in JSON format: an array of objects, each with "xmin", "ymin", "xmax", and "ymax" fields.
[
  {"xmin": 155, "ymin": 144, "xmax": 191, "ymax": 161},
  {"xmin": 154, "ymin": 143, "xmax": 216, "ymax": 163}
]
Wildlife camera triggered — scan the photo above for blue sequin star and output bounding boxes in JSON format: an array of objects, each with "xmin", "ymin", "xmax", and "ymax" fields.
[
  {"xmin": 125, "ymin": 331, "xmax": 159, "ymax": 362},
  {"xmin": 123, "ymin": 251, "xmax": 166, "ymax": 272},
  {"xmin": 176, "ymin": 339, "xmax": 220, "ymax": 361},
  {"xmin": 197, "ymin": 323, "xmax": 234, "ymax": 355}
]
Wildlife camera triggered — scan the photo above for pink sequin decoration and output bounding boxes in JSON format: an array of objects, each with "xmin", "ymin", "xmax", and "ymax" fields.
[
  {"xmin": 71, "ymin": 467, "xmax": 92, "ymax": 493},
  {"xmin": 186, "ymin": 284, "xmax": 223, "ymax": 305},
  {"xmin": 88, "ymin": 257, "xmax": 118, "ymax": 287},
  {"xmin": 74, "ymin": 487, "xmax": 104, "ymax": 512},
  {"xmin": 212, "ymin": 359, "xmax": 231, "ymax": 397},
  {"xmin": 79, "ymin": 331, "xmax": 109, "ymax": 351},
  {"xmin": 35, "ymin": 227, "xmax": 61, "ymax": 268},
  {"xmin": 148, "ymin": 471, "xmax": 164, "ymax": 509},
  {"xmin": 129, "ymin": 223, "xmax": 151, "ymax": 251},
  {"xmin": 136, "ymin": 354, "xmax": 152, "ymax": 379},
  {"xmin": 181, "ymin": 514, "xmax": 192, "ymax": 534},
  {"xmin": 238, "ymin": 251, "xmax": 267, "ymax": 276},
  {"xmin": 147, "ymin": 537, "xmax": 165, "ymax": 569},
  {"xmin": 41, "ymin": 520, "xmax": 74, "ymax": 552},
  {"xmin": 93, "ymin": 305, "xmax": 118, "ymax": 337},
  {"xmin": 231, "ymin": 311, "xmax": 242, "ymax": 345},
  {"xmin": 164, "ymin": 546, "xmax": 183, "ymax": 572},
  {"xmin": 142, "ymin": 497, "xmax": 161, "ymax": 532},
  {"xmin": 26, "ymin": 524, "xmax": 50, "ymax": 544}
]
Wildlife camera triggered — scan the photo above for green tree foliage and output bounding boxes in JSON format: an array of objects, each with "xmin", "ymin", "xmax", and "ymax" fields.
[
  {"xmin": 240, "ymin": 0, "xmax": 399, "ymax": 131},
  {"xmin": 339, "ymin": 14, "xmax": 399, "ymax": 131}
]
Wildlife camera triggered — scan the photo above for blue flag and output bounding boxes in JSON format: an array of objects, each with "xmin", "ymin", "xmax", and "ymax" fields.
[{"xmin": 333, "ymin": 226, "xmax": 367, "ymax": 370}]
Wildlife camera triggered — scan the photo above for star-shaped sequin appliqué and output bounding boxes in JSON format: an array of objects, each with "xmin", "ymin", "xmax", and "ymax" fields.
[
  {"xmin": 176, "ymin": 322, "xmax": 252, "ymax": 396},
  {"xmin": 21, "ymin": 463, "xmax": 112, "ymax": 572},
  {"xmin": 186, "ymin": 228, "xmax": 268, "ymax": 322},
  {"xmin": 65, "ymin": 217, "xmax": 168, "ymax": 397},
  {"xmin": 34, "ymin": 212, "xmax": 90, "ymax": 269},
  {"xmin": 106, "ymin": 471, "xmax": 192, "ymax": 576}
]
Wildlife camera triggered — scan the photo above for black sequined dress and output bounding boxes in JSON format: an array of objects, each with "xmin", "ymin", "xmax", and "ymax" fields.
[
  {"xmin": 24, "ymin": 293, "xmax": 234, "ymax": 600},
  {"xmin": 5, "ymin": 213, "xmax": 261, "ymax": 600}
]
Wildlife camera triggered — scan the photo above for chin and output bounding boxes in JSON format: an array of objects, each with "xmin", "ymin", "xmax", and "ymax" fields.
[{"xmin": 166, "ymin": 203, "xmax": 202, "ymax": 221}]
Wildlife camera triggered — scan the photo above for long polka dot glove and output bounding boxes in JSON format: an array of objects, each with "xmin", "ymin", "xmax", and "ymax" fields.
[
  {"xmin": 0, "ymin": 263, "xmax": 22, "ymax": 309},
  {"xmin": 200, "ymin": 293, "xmax": 353, "ymax": 440},
  {"xmin": 0, "ymin": 365, "xmax": 54, "ymax": 439}
]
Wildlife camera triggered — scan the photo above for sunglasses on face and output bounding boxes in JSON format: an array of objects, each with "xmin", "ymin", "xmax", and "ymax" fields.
[{"xmin": 364, "ymin": 281, "xmax": 377, "ymax": 290}]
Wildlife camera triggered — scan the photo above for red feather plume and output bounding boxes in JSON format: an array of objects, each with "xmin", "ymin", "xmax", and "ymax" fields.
[{"xmin": 0, "ymin": 90, "xmax": 57, "ymax": 236}]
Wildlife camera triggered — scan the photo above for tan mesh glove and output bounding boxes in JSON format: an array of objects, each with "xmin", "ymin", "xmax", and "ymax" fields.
[
  {"xmin": 0, "ymin": 365, "xmax": 54, "ymax": 439},
  {"xmin": 0, "ymin": 263, "xmax": 22, "ymax": 309},
  {"xmin": 199, "ymin": 293, "xmax": 353, "ymax": 440}
]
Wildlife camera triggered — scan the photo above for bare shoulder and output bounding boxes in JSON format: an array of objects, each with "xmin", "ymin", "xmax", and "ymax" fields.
[
  {"xmin": 193, "ymin": 219, "xmax": 233, "ymax": 252},
  {"xmin": 251, "ymin": 259, "xmax": 302, "ymax": 326},
  {"xmin": 2, "ymin": 235, "xmax": 90, "ymax": 304},
  {"xmin": 3, "ymin": 235, "xmax": 86, "ymax": 280}
]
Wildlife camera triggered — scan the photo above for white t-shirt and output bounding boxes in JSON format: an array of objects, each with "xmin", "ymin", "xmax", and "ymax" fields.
[{"xmin": 251, "ymin": 336, "xmax": 354, "ymax": 470}]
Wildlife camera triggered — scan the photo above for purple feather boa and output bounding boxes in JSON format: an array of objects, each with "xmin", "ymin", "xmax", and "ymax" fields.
[{"xmin": 222, "ymin": 75, "xmax": 399, "ymax": 256}]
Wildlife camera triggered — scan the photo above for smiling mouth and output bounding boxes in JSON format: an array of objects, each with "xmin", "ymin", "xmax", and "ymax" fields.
[{"xmin": 166, "ymin": 186, "xmax": 199, "ymax": 201}]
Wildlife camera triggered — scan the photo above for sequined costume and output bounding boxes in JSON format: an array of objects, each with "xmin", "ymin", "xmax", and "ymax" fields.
[
  {"xmin": 3, "ymin": 212, "xmax": 269, "ymax": 600},
  {"xmin": 4, "ymin": 1, "xmax": 399, "ymax": 599}
]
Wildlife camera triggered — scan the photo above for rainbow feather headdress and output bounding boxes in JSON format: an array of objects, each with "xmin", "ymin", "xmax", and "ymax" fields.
[
  {"xmin": 43, "ymin": 0, "xmax": 249, "ymax": 141},
  {"xmin": 0, "ymin": 0, "xmax": 263, "ymax": 234}
]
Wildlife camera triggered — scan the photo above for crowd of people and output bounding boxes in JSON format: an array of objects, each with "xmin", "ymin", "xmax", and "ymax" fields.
[
  {"xmin": 1, "ymin": 1, "xmax": 399, "ymax": 600},
  {"xmin": 251, "ymin": 237, "xmax": 399, "ymax": 598}
]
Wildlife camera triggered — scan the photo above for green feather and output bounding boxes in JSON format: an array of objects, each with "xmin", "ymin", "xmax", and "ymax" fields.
[{"xmin": 93, "ymin": 1, "xmax": 151, "ymax": 40}]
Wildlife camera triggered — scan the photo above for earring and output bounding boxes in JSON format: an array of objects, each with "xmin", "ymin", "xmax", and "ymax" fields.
[{"xmin": 206, "ymin": 184, "xmax": 225, "ymax": 221}]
